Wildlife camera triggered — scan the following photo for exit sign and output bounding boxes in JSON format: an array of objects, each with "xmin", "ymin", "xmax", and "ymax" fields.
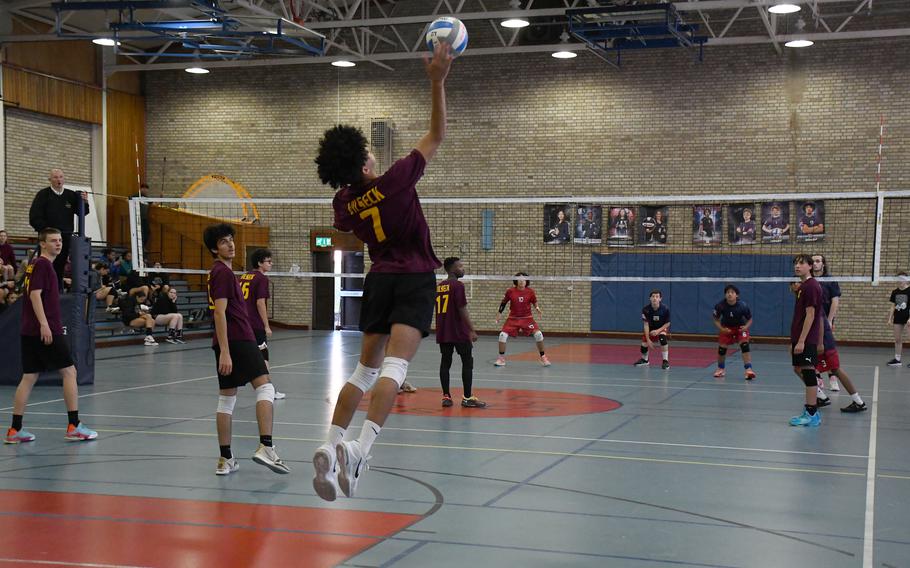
[{"xmin": 315, "ymin": 236, "xmax": 333, "ymax": 248}]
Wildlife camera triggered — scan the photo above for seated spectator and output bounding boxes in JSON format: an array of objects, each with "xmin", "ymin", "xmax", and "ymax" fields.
[
  {"xmin": 123, "ymin": 266, "xmax": 149, "ymax": 298},
  {"xmin": 152, "ymin": 287, "xmax": 185, "ymax": 344},
  {"xmin": 90, "ymin": 262, "xmax": 121, "ymax": 311},
  {"xmin": 119, "ymin": 290, "xmax": 157, "ymax": 346},
  {"xmin": 100, "ymin": 248, "xmax": 122, "ymax": 280},
  {"xmin": 150, "ymin": 262, "xmax": 171, "ymax": 295},
  {"xmin": 119, "ymin": 251, "xmax": 134, "ymax": 280},
  {"xmin": 0, "ymin": 230, "xmax": 16, "ymax": 282}
]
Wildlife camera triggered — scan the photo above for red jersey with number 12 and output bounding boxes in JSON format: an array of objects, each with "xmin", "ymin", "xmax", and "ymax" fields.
[
  {"xmin": 502, "ymin": 287, "xmax": 537, "ymax": 319},
  {"xmin": 332, "ymin": 150, "xmax": 441, "ymax": 273}
]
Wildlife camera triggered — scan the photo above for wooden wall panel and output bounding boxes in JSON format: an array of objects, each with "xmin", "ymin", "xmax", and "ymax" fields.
[
  {"xmin": 3, "ymin": 27, "xmax": 98, "ymax": 85},
  {"xmin": 1, "ymin": 65, "xmax": 102, "ymax": 124},
  {"xmin": 106, "ymin": 89, "xmax": 146, "ymax": 200}
]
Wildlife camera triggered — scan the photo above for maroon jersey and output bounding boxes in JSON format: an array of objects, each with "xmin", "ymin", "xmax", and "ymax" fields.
[
  {"xmin": 435, "ymin": 278, "xmax": 470, "ymax": 343},
  {"xmin": 0, "ymin": 243, "xmax": 15, "ymax": 268},
  {"xmin": 208, "ymin": 261, "xmax": 255, "ymax": 345},
  {"xmin": 791, "ymin": 277, "xmax": 823, "ymax": 344},
  {"xmin": 332, "ymin": 150, "xmax": 441, "ymax": 273},
  {"xmin": 502, "ymin": 287, "xmax": 537, "ymax": 319},
  {"xmin": 21, "ymin": 255, "xmax": 63, "ymax": 336},
  {"xmin": 240, "ymin": 270, "xmax": 269, "ymax": 331}
]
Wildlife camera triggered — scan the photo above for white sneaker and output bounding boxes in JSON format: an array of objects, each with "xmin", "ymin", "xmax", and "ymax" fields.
[
  {"xmin": 252, "ymin": 444, "xmax": 291, "ymax": 474},
  {"xmin": 336, "ymin": 440, "xmax": 368, "ymax": 498},
  {"xmin": 494, "ymin": 355, "xmax": 506, "ymax": 367},
  {"xmin": 312, "ymin": 442, "xmax": 340, "ymax": 501},
  {"xmin": 829, "ymin": 377, "xmax": 841, "ymax": 392},
  {"xmin": 215, "ymin": 456, "xmax": 239, "ymax": 475},
  {"xmin": 144, "ymin": 336, "xmax": 158, "ymax": 346},
  {"xmin": 274, "ymin": 390, "xmax": 287, "ymax": 400}
]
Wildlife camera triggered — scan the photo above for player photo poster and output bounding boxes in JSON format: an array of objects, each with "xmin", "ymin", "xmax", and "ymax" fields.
[
  {"xmin": 693, "ymin": 205, "xmax": 722, "ymax": 246},
  {"xmin": 639, "ymin": 205, "xmax": 669, "ymax": 246},
  {"xmin": 761, "ymin": 201, "xmax": 790, "ymax": 244},
  {"xmin": 796, "ymin": 200, "xmax": 825, "ymax": 242},
  {"xmin": 729, "ymin": 204, "xmax": 757, "ymax": 245},
  {"xmin": 543, "ymin": 204, "xmax": 571, "ymax": 244},
  {"xmin": 574, "ymin": 204, "xmax": 603, "ymax": 245},
  {"xmin": 607, "ymin": 206, "xmax": 634, "ymax": 247}
]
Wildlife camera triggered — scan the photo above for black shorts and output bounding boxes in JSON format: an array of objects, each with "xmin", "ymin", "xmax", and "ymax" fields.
[
  {"xmin": 213, "ymin": 340, "xmax": 268, "ymax": 389},
  {"xmin": 360, "ymin": 272, "xmax": 436, "ymax": 337},
  {"xmin": 253, "ymin": 329, "xmax": 269, "ymax": 361},
  {"xmin": 21, "ymin": 335, "xmax": 74, "ymax": 374},
  {"xmin": 895, "ymin": 315, "xmax": 910, "ymax": 326},
  {"xmin": 791, "ymin": 343, "xmax": 818, "ymax": 368},
  {"xmin": 440, "ymin": 342, "xmax": 473, "ymax": 358}
]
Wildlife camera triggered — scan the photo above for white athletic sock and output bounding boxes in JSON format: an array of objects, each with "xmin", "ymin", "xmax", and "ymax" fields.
[
  {"xmin": 852, "ymin": 393, "xmax": 864, "ymax": 405},
  {"xmin": 895, "ymin": 354, "xmax": 902, "ymax": 361},
  {"xmin": 327, "ymin": 424, "xmax": 345, "ymax": 447},
  {"xmin": 661, "ymin": 347, "xmax": 669, "ymax": 361},
  {"xmin": 359, "ymin": 419, "xmax": 381, "ymax": 456}
]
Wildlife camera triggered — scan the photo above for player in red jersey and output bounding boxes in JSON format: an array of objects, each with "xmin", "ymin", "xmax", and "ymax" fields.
[{"xmin": 494, "ymin": 272, "xmax": 550, "ymax": 367}]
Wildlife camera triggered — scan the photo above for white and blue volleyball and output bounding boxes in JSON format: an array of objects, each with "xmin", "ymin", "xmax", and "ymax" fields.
[{"xmin": 426, "ymin": 17, "xmax": 468, "ymax": 56}]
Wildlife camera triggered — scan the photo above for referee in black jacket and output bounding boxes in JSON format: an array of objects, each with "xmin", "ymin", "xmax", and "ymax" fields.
[{"xmin": 28, "ymin": 169, "xmax": 89, "ymax": 288}]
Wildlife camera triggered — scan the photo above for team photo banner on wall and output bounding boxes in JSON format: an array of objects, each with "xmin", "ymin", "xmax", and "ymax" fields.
[
  {"xmin": 608, "ymin": 206, "xmax": 634, "ymax": 247},
  {"xmin": 544, "ymin": 203, "xmax": 571, "ymax": 244},
  {"xmin": 761, "ymin": 201, "xmax": 790, "ymax": 244},
  {"xmin": 639, "ymin": 205, "xmax": 668, "ymax": 246},
  {"xmin": 796, "ymin": 200, "xmax": 825, "ymax": 242},
  {"xmin": 728, "ymin": 204, "xmax": 757, "ymax": 245},
  {"xmin": 574, "ymin": 204, "xmax": 603, "ymax": 245},
  {"xmin": 693, "ymin": 205, "xmax": 722, "ymax": 246}
]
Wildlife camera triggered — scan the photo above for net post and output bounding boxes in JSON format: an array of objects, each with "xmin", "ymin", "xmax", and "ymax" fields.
[
  {"xmin": 872, "ymin": 192, "xmax": 884, "ymax": 286},
  {"xmin": 128, "ymin": 197, "xmax": 144, "ymax": 277}
]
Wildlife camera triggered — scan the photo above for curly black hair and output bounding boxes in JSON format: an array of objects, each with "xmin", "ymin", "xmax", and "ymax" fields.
[
  {"xmin": 315, "ymin": 125, "xmax": 369, "ymax": 189},
  {"xmin": 250, "ymin": 248, "xmax": 272, "ymax": 270},
  {"xmin": 203, "ymin": 223, "xmax": 234, "ymax": 258}
]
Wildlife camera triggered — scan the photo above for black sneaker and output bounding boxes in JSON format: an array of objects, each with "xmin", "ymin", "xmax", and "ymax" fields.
[
  {"xmin": 841, "ymin": 401, "xmax": 868, "ymax": 413},
  {"xmin": 887, "ymin": 358, "xmax": 902, "ymax": 367},
  {"xmin": 442, "ymin": 395, "xmax": 453, "ymax": 408},
  {"xmin": 661, "ymin": 360, "xmax": 670, "ymax": 370},
  {"xmin": 816, "ymin": 397, "xmax": 832, "ymax": 408},
  {"xmin": 461, "ymin": 396, "xmax": 487, "ymax": 408},
  {"xmin": 633, "ymin": 358, "xmax": 649, "ymax": 366}
]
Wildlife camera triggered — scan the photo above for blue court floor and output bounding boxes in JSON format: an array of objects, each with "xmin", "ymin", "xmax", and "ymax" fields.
[{"xmin": 1, "ymin": 330, "xmax": 907, "ymax": 567}]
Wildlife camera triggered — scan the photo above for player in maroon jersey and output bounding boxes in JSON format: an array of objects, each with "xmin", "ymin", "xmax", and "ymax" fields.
[
  {"xmin": 240, "ymin": 248, "xmax": 285, "ymax": 399},
  {"xmin": 494, "ymin": 272, "xmax": 551, "ymax": 367},
  {"xmin": 436, "ymin": 257, "xmax": 484, "ymax": 408},
  {"xmin": 311, "ymin": 43, "xmax": 455, "ymax": 501}
]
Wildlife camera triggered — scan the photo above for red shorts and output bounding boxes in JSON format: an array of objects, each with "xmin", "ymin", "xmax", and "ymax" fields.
[
  {"xmin": 718, "ymin": 327, "xmax": 750, "ymax": 347},
  {"xmin": 502, "ymin": 317, "xmax": 539, "ymax": 337},
  {"xmin": 816, "ymin": 349, "xmax": 840, "ymax": 373}
]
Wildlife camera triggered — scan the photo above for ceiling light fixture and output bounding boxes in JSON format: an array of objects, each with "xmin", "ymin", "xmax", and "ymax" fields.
[
  {"xmin": 552, "ymin": 31, "xmax": 577, "ymax": 59},
  {"xmin": 185, "ymin": 67, "xmax": 210, "ymax": 74},
  {"xmin": 768, "ymin": 3, "xmax": 801, "ymax": 15},
  {"xmin": 331, "ymin": 60, "xmax": 356, "ymax": 67},
  {"xmin": 92, "ymin": 38, "xmax": 119, "ymax": 46}
]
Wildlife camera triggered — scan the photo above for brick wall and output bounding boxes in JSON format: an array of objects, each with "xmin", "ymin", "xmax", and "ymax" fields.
[
  {"xmin": 4, "ymin": 108, "xmax": 94, "ymax": 237},
  {"xmin": 144, "ymin": 39, "xmax": 910, "ymax": 342}
]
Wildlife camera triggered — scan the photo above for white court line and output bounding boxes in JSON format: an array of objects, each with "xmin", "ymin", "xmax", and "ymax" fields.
[
  {"xmin": 17, "ymin": 411, "xmax": 868, "ymax": 459},
  {"xmin": 862, "ymin": 366, "xmax": 881, "ymax": 568},
  {"xmin": 0, "ymin": 559, "xmax": 151, "ymax": 568},
  {"xmin": 0, "ymin": 354, "xmax": 360, "ymax": 412},
  {"xmin": 10, "ymin": 426, "xmax": 867, "ymax": 478}
]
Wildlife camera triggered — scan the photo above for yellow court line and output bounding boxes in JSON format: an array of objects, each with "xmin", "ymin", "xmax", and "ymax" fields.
[{"xmin": 17, "ymin": 427, "xmax": 868, "ymax": 479}]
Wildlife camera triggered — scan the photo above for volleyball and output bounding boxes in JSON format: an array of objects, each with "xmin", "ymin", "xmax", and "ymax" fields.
[{"xmin": 426, "ymin": 17, "xmax": 468, "ymax": 56}]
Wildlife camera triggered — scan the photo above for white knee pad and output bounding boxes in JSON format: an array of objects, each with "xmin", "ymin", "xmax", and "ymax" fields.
[
  {"xmin": 533, "ymin": 330, "xmax": 544, "ymax": 342},
  {"xmin": 255, "ymin": 382, "xmax": 275, "ymax": 403},
  {"xmin": 498, "ymin": 332, "xmax": 510, "ymax": 343},
  {"xmin": 217, "ymin": 395, "xmax": 236, "ymax": 415},
  {"xmin": 380, "ymin": 357, "xmax": 410, "ymax": 388},
  {"xmin": 347, "ymin": 363, "xmax": 380, "ymax": 393}
]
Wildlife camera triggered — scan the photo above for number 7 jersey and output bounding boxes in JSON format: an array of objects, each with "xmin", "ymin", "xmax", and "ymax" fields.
[{"xmin": 332, "ymin": 149, "xmax": 441, "ymax": 273}]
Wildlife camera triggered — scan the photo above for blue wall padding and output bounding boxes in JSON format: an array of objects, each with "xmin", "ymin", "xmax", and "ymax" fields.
[{"xmin": 591, "ymin": 253, "xmax": 796, "ymax": 336}]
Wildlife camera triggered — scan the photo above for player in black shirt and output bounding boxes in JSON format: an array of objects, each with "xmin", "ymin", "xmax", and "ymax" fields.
[
  {"xmin": 887, "ymin": 272, "xmax": 910, "ymax": 366},
  {"xmin": 711, "ymin": 285, "xmax": 756, "ymax": 380},
  {"xmin": 634, "ymin": 289, "xmax": 671, "ymax": 369}
]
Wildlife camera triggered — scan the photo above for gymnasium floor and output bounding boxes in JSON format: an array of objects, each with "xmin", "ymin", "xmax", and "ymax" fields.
[{"xmin": 1, "ymin": 330, "xmax": 907, "ymax": 568}]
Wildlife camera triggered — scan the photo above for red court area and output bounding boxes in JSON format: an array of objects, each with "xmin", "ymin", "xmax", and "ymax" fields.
[
  {"xmin": 0, "ymin": 490, "xmax": 420, "ymax": 568},
  {"xmin": 361, "ymin": 388, "xmax": 621, "ymax": 418},
  {"xmin": 507, "ymin": 342, "xmax": 724, "ymax": 368}
]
